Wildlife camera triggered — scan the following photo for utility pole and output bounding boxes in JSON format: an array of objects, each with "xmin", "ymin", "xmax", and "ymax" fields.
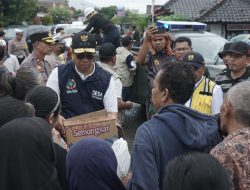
[{"xmin": 151, "ymin": 0, "xmax": 155, "ymax": 25}]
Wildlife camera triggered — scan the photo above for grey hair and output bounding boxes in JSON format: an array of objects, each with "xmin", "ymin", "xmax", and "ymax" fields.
[{"xmin": 226, "ymin": 81, "xmax": 250, "ymax": 127}]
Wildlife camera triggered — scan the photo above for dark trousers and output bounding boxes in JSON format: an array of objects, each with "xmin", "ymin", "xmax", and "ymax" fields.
[
  {"xmin": 103, "ymin": 28, "xmax": 120, "ymax": 48},
  {"xmin": 122, "ymin": 87, "xmax": 130, "ymax": 102}
]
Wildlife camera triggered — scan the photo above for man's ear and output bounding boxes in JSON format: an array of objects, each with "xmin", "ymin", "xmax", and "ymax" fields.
[
  {"xmin": 161, "ymin": 88, "xmax": 169, "ymax": 103},
  {"xmin": 222, "ymin": 99, "xmax": 233, "ymax": 118},
  {"xmin": 246, "ymin": 56, "xmax": 250, "ymax": 65},
  {"xmin": 47, "ymin": 113, "xmax": 55, "ymax": 125}
]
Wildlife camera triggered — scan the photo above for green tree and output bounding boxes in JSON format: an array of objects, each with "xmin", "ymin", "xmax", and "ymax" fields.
[
  {"xmin": 43, "ymin": 15, "xmax": 53, "ymax": 25},
  {"xmin": 157, "ymin": 14, "xmax": 189, "ymax": 21},
  {"xmin": 98, "ymin": 6, "xmax": 117, "ymax": 20},
  {"xmin": 111, "ymin": 11, "xmax": 148, "ymax": 34},
  {"xmin": 50, "ymin": 8, "xmax": 71, "ymax": 24},
  {"xmin": 0, "ymin": 0, "xmax": 37, "ymax": 27}
]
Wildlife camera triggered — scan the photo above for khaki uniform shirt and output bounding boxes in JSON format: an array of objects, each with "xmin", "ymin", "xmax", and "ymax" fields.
[
  {"xmin": 8, "ymin": 39, "xmax": 29, "ymax": 57},
  {"xmin": 115, "ymin": 46, "xmax": 135, "ymax": 87},
  {"xmin": 21, "ymin": 52, "xmax": 52, "ymax": 84}
]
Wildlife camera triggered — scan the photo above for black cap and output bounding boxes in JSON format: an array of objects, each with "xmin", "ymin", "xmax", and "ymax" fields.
[
  {"xmin": 224, "ymin": 41, "xmax": 250, "ymax": 56},
  {"xmin": 121, "ymin": 36, "xmax": 134, "ymax": 46},
  {"xmin": 29, "ymin": 31, "xmax": 56, "ymax": 44},
  {"xmin": 183, "ymin": 51, "xmax": 205, "ymax": 68},
  {"xmin": 218, "ymin": 43, "xmax": 231, "ymax": 59},
  {"xmin": 99, "ymin": 43, "xmax": 116, "ymax": 58},
  {"xmin": 71, "ymin": 31, "xmax": 96, "ymax": 53},
  {"xmin": 0, "ymin": 30, "xmax": 5, "ymax": 37}
]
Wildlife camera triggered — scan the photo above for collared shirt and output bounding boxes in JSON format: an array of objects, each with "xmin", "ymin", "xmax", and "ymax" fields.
[
  {"xmin": 21, "ymin": 52, "xmax": 52, "ymax": 84},
  {"xmin": 215, "ymin": 67, "xmax": 250, "ymax": 93},
  {"xmin": 210, "ymin": 128, "xmax": 250, "ymax": 190},
  {"xmin": 46, "ymin": 62, "xmax": 117, "ymax": 113},
  {"xmin": 3, "ymin": 54, "xmax": 20, "ymax": 74},
  {"xmin": 8, "ymin": 39, "xmax": 29, "ymax": 57},
  {"xmin": 45, "ymin": 52, "xmax": 60, "ymax": 71},
  {"xmin": 146, "ymin": 51, "xmax": 174, "ymax": 96},
  {"xmin": 185, "ymin": 76, "xmax": 223, "ymax": 114}
]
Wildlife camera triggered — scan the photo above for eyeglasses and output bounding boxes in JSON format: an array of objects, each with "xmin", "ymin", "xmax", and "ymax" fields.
[{"xmin": 75, "ymin": 52, "xmax": 94, "ymax": 60}]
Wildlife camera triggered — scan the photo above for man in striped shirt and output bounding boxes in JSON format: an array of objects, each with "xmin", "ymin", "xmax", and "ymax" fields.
[{"xmin": 215, "ymin": 41, "xmax": 250, "ymax": 93}]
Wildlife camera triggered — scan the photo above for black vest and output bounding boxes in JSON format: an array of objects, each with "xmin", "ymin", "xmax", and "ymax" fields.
[{"xmin": 58, "ymin": 61, "xmax": 111, "ymax": 119}]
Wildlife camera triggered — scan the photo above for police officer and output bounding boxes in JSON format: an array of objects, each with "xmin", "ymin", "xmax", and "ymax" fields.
[
  {"xmin": 21, "ymin": 31, "xmax": 55, "ymax": 84},
  {"xmin": 83, "ymin": 7, "xmax": 120, "ymax": 48},
  {"xmin": 8, "ymin": 29, "xmax": 29, "ymax": 64},
  {"xmin": 46, "ymin": 31, "xmax": 117, "ymax": 119},
  {"xmin": 183, "ymin": 51, "xmax": 223, "ymax": 114}
]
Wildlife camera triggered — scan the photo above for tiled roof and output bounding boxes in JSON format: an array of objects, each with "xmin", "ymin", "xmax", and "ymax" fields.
[
  {"xmin": 165, "ymin": 0, "xmax": 219, "ymax": 20},
  {"xmin": 165, "ymin": 0, "xmax": 250, "ymax": 23},
  {"xmin": 200, "ymin": 0, "xmax": 250, "ymax": 22}
]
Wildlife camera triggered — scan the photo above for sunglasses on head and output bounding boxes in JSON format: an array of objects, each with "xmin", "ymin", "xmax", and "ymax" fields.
[{"xmin": 75, "ymin": 52, "xmax": 94, "ymax": 60}]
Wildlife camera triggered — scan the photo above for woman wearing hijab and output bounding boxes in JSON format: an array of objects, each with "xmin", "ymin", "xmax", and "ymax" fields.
[
  {"xmin": 25, "ymin": 86, "xmax": 68, "ymax": 190},
  {"xmin": 0, "ymin": 117, "xmax": 62, "ymax": 190},
  {"xmin": 0, "ymin": 96, "xmax": 35, "ymax": 126},
  {"xmin": 67, "ymin": 137, "xmax": 126, "ymax": 190},
  {"xmin": 25, "ymin": 86, "xmax": 67, "ymax": 149}
]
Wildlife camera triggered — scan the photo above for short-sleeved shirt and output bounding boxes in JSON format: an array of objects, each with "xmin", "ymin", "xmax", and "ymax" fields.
[
  {"xmin": 21, "ymin": 52, "xmax": 52, "ymax": 84},
  {"xmin": 8, "ymin": 39, "xmax": 29, "ymax": 57},
  {"xmin": 210, "ymin": 128, "xmax": 250, "ymax": 190},
  {"xmin": 46, "ymin": 63, "xmax": 117, "ymax": 114},
  {"xmin": 215, "ymin": 67, "xmax": 250, "ymax": 93},
  {"xmin": 3, "ymin": 54, "xmax": 20, "ymax": 74}
]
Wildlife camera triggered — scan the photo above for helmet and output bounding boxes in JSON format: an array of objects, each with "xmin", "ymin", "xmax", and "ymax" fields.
[{"xmin": 84, "ymin": 7, "xmax": 95, "ymax": 18}]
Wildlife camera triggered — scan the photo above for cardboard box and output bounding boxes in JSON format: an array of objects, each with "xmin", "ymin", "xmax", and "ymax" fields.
[{"xmin": 64, "ymin": 110, "xmax": 118, "ymax": 147}]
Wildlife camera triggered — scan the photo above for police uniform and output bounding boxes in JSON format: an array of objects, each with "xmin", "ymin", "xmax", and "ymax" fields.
[
  {"xmin": 184, "ymin": 52, "xmax": 223, "ymax": 115},
  {"xmin": 46, "ymin": 31, "xmax": 117, "ymax": 119},
  {"xmin": 21, "ymin": 31, "xmax": 55, "ymax": 84},
  {"xmin": 8, "ymin": 29, "xmax": 29, "ymax": 64}
]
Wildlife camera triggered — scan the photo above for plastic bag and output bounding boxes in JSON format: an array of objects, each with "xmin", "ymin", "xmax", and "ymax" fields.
[{"xmin": 112, "ymin": 138, "xmax": 131, "ymax": 178}]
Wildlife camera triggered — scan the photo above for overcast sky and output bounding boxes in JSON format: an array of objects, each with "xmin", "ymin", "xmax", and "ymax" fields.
[{"xmin": 69, "ymin": 0, "xmax": 168, "ymax": 13}]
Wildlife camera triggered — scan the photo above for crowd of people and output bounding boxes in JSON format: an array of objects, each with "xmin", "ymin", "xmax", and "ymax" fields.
[{"xmin": 0, "ymin": 6, "xmax": 250, "ymax": 190}]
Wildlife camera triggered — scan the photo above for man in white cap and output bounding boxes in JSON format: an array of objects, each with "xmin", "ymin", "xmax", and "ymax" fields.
[
  {"xmin": 83, "ymin": 7, "xmax": 120, "ymax": 48},
  {"xmin": 8, "ymin": 29, "xmax": 29, "ymax": 64}
]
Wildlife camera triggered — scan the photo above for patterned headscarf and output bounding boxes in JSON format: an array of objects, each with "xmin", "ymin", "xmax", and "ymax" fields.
[{"xmin": 148, "ymin": 32, "xmax": 174, "ymax": 56}]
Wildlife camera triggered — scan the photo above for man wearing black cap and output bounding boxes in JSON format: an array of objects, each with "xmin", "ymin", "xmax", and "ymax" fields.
[
  {"xmin": 115, "ymin": 35, "xmax": 137, "ymax": 101},
  {"xmin": 215, "ymin": 41, "xmax": 250, "ymax": 93},
  {"xmin": 183, "ymin": 51, "xmax": 223, "ymax": 115},
  {"xmin": 21, "ymin": 31, "xmax": 56, "ymax": 84},
  {"xmin": 218, "ymin": 42, "xmax": 231, "ymax": 68},
  {"xmin": 136, "ymin": 26, "xmax": 175, "ymax": 119},
  {"xmin": 47, "ymin": 31, "xmax": 117, "ymax": 119}
]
